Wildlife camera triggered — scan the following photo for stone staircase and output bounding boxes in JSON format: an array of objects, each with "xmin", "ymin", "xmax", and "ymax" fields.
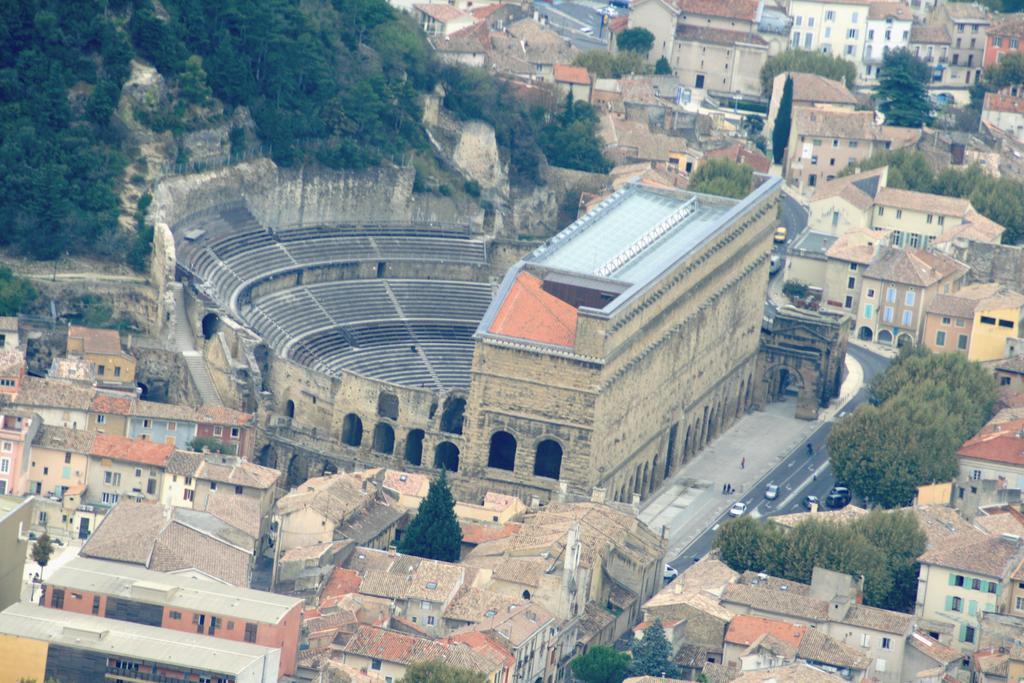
[{"xmin": 173, "ymin": 287, "xmax": 223, "ymax": 406}]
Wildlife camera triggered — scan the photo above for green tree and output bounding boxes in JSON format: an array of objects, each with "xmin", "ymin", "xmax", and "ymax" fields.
[
  {"xmin": 772, "ymin": 75, "xmax": 793, "ymax": 164},
  {"xmin": 715, "ymin": 517, "xmax": 785, "ymax": 575},
  {"xmin": 541, "ymin": 94, "xmax": 612, "ymax": 173},
  {"xmin": 398, "ymin": 469, "xmax": 463, "ymax": 562},
  {"xmin": 187, "ymin": 436, "xmax": 233, "ymax": 454},
  {"xmin": 0, "ymin": 267, "xmax": 37, "ymax": 316},
  {"xmin": 400, "ymin": 661, "xmax": 485, "ymax": 683},
  {"xmin": 852, "ymin": 509, "xmax": 927, "ymax": 612},
  {"xmin": 32, "ymin": 533, "xmax": 55, "ymax": 581},
  {"xmin": 571, "ymin": 646, "xmax": 632, "ymax": 683},
  {"xmin": 760, "ymin": 50, "xmax": 857, "ymax": 95},
  {"xmin": 179, "ymin": 55, "xmax": 213, "ymax": 106},
  {"xmin": 689, "ymin": 158, "xmax": 754, "ymax": 198},
  {"xmin": 630, "ymin": 620, "xmax": 680, "ymax": 678},
  {"xmin": 617, "ymin": 28, "xmax": 654, "ymax": 55},
  {"xmin": 876, "ymin": 48, "xmax": 932, "ymax": 128},
  {"xmin": 655, "ymin": 56, "xmax": 671, "ymax": 75},
  {"xmin": 574, "ymin": 50, "xmax": 652, "ymax": 78}
]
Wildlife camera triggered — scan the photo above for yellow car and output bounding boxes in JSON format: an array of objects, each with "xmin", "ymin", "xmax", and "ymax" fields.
[{"xmin": 774, "ymin": 226, "xmax": 788, "ymax": 243}]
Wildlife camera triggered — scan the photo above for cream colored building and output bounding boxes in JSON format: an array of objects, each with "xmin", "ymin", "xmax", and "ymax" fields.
[
  {"xmin": 923, "ymin": 283, "xmax": 1024, "ymax": 361},
  {"xmin": 915, "ymin": 531, "xmax": 1024, "ymax": 652},
  {"xmin": 66, "ymin": 325, "xmax": 136, "ymax": 391},
  {"xmin": 861, "ymin": 3, "xmax": 913, "ymax": 84},
  {"xmin": 765, "ymin": 72, "xmax": 857, "ymax": 142},
  {"xmin": 854, "ymin": 247, "xmax": 967, "ymax": 346},
  {"xmin": 787, "ymin": 0, "xmax": 870, "ymax": 67}
]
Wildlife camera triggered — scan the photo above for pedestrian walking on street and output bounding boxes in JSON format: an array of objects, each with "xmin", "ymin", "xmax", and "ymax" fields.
[{"xmin": 741, "ymin": 457, "xmax": 745, "ymax": 469}]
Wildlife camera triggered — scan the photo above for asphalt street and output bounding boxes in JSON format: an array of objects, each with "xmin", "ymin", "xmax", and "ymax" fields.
[
  {"xmin": 534, "ymin": 0, "xmax": 616, "ymax": 49},
  {"xmin": 668, "ymin": 344, "xmax": 891, "ymax": 570}
]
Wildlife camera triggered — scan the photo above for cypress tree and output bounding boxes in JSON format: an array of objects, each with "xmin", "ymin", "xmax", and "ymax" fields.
[
  {"xmin": 772, "ymin": 75, "xmax": 793, "ymax": 165},
  {"xmin": 397, "ymin": 469, "xmax": 463, "ymax": 562}
]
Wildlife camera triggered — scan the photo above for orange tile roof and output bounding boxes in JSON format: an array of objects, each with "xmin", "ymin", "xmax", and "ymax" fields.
[
  {"xmin": 68, "ymin": 325, "xmax": 123, "ymax": 355},
  {"xmin": 90, "ymin": 433, "xmax": 175, "ymax": 467},
  {"xmin": 323, "ymin": 566, "xmax": 363, "ymax": 600},
  {"xmin": 461, "ymin": 522, "xmax": 522, "ymax": 545},
  {"xmin": 609, "ymin": 15, "xmax": 628, "ymax": 32},
  {"xmin": 704, "ymin": 143, "xmax": 771, "ymax": 174},
  {"xmin": 725, "ymin": 615, "xmax": 807, "ymax": 649},
  {"xmin": 91, "ymin": 393, "xmax": 133, "ymax": 416},
  {"xmin": 414, "ymin": 3, "xmax": 469, "ymax": 22},
  {"xmin": 489, "ymin": 272, "xmax": 578, "ymax": 347},
  {"xmin": 554, "ymin": 64, "xmax": 591, "ymax": 86},
  {"xmin": 959, "ymin": 417, "xmax": 1024, "ymax": 466},
  {"xmin": 985, "ymin": 92, "xmax": 1024, "ymax": 115}
]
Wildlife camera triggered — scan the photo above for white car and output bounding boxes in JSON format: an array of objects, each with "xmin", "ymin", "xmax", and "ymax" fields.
[
  {"xmin": 580, "ymin": 26, "xmax": 594, "ymax": 34},
  {"xmin": 728, "ymin": 501, "xmax": 748, "ymax": 517},
  {"xmin": 664, "ymin": 564, "xmax": 679, "ymax": 581},
  {"xmin": 765, "ymin": 484, "xmax": 779, "ymax": 500}
]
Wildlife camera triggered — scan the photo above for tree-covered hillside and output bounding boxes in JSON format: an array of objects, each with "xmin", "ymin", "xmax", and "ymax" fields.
[{"xmin": 0, "ymin": 0, "xmax": 610, "ymax": 263}]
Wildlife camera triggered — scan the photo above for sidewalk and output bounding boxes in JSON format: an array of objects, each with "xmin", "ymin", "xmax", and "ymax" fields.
[{"xmin": 638, "ymin": 351, "xmax": 864, "ymax": 560}]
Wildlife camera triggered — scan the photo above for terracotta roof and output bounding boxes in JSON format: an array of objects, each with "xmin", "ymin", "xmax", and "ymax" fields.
[
  {"xmin": 165, "ymin": 450, "xmax": 203, "ymax": 476},
  {"xmin": 383, "ymin": 469, "xmax": 430, "ymax": 498},
  {"xmin": 793, "ymin": 107, "xmax": 880, "ymax": 141},
  {"xmin": 0, "ymin": 348, "xmax": 23, "ymax": 377},
  {"xmin": 975, "ymin": 509, "xmax": 1024, "ymax": 536},
  {"xmin": 195, "ymin": 405, "xmax": 254, "ymax": 427},
  {"xmin": 985, "ymin": 91, "xmax": 1024, "ymax": 116},
  {"xmin": 414, "ymin": 3, "xmax": 469, "ymax": 22},
  {"xmin": 322, "ymin": 566, "xmax": 363, "ymax": 601},
  {"xmin": 444, "ymin": 586, "xmax": 520, "ymax": 622},
  {"xmin": 149, "ymin": 519, "xmax": 252, "ymax": 586},
  {"xmin": 726, "ymin": 615, "xmax": 807, "ymax": 648},
  {"xmin": 789, "ymin": 72, "xmax": 858, "ymax": 106},
  {"xmin": 470, "ymin": 602, "xmax": 555, "ymax": 647},
  {"xmin": 959, "ymin": 415, "xmax": 1024, "ymax": 467},
  {"xmin": 432, "ymin": 20, "xmax": 491, "ymax": 54},
  {"xmin": 489, "ymin": 271, "xmax": 578, "ymax": 347},
  {"xmin": 80, "ymin": 500, "xmax": 167, "ymax": 565},
  {"xmin": 797, "ymin": 628, "xmax": 872, "ymax": 669},
  {"xmin": 554, "ymin": 64, "xmax": 591, "ymax": 85},
  {"xmin": 275, "ymin": 473, "xmax": 371, "ymax": 524},
  {"xmin": 824, "ymin": 231, "xmax": 881, "ymax": 265},
  {"xmin": 875, "ymin": 187, "xmax": 970, "ymax": 217},
  {"xmin": 340, "ymin": 626, "xmax": 478, "ymax": 669},
  {"xmin": 675, "ymin": 24, "xmax": 768, "ymax": 47},
  {"xmin": 491, "ymin": 557, "xmax": 545, "ymax": 587},
  {"xmin": 68, "ymin": 325, "xmax": 123, "ymax": 356},
  {"xmin": 868, "ymin": 2, "xmax": 912, "ymax": 20},
  {"xmin": 91, "ymin": 392, "xmax": 133, "ymax": 416},
  {"xmin": 926, "ymin": 283, "xmax": 1024, "ymax": 319},
  {"xmin": 942, "ymin": 3, "xmax": 990, "ymax": 21},
  {"xmin": 704, "ymin": 143, "xmax": 771, "ymax": 174},
  {"xmin": 908, "ymin": 630, "xmax": 961, "ymax": 665},
  {"xmin": 722, "ymin": 583, "xmax": 829, "ymax": 621},
  {"xmin": 200, "ymin": 490, "xmax": 262, "ymax": 539},
  {"xmin": 863, "ymin": 247, "xmax": 967, "ymax": 288},
  {"xmin": 461, "ymin": 521, "xmax": 522, "ymax": 545},
  {"xmin": 810, "ymin": 167, "xmax": 885, "ymax": 211},
  {"xmin": 608, "ymin": 15, "xmax": 628, "ymax": 32},
  {"xmin": 677, "ymin": 0, "xmax": 759, "ymax": 22},
  {"xmin": 16, "ymin": 376, "xmax": 94, "ymax": 411},
  {"xmin": 918, "ymin": 529, "xmax": 1024, "ymax": 578},
  {"xmin": 196, "ymin": 457, "xmax": 280, "ymax": 490},
  {"xmin": 131, "ymin": 399, "xmax": 203, "ymax": 423},
  {"xmin": 911, "ymin": 23, "xmax": 952, "ymax": 44},
  {"xmin": 989, "ymin": 14, "xmax": 1024, "ymax": 39},
  {"xmin": 91, "ymin": 433, "xmax": 175, "ymax": 467},
  {"xmin": 936, "ymin": 209, "xmax": 1005, "ymax": 245},
  {"xmin": 33, "ymin": 425, "xmax": 97, "ymax": 453},
  {"xmin": 489, "ymin": 19, "xmax": 577, "ymax": 75},
  {"xmin": 732, "ymin": 663, "xmax": 848, "ymax": 683},
  {"xmin": 843, "ymin": 604, "xmax": 914, "ymax": 635}
]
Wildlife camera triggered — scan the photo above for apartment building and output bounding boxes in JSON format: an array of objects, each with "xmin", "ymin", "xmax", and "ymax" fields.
[
  {"xmin": 910, "ymin": 23, "xmax": 953, "ymax": 88},
  {"xmin": 13, "ymin": 376, "xmax": 94, "ymax": 430},
  {"xmin": 984, "ymin": 14, "xmax": 1024, "ymax": 66},
  {"xmin": 0, "ymin": 602, "xmax": 280, "ymax": 683},
  {"xmin": 923, "ymin": 283, "xmax": 1024, "ymax": 361},
  {"xmin": 765, "ymin": 72, "xmax": 857, "ymax": 141},
  {"xmin": 787, "ymin": 0, "xmax": 871, "ymax": 69},
  {"xmin": 915, "ymin": 531, "xmax": 1024, "ymax": 651},
  {"xmin": 854, "ymin": 247, "xmax": 967, "ymax": 346},
  {"xmin": 934, "ymin": 3, "xmax": 991, "ymax": 88},
  {"xmin": 41, "ymin": 557, "xmax": 303, "ymax": 677},
  {"xmin": 957, "ymin": 412, "xmax": 1024, "ymax": 490},
  {"xmin": 820, "ymin": 230, "xmax": 882, "ymax": 316},
  {"xmin": 862, "ymin": 3, "xmax": 913, "ymax": 83},
  {"xmin": 66, "ymin": 325, "xmax": 137, "ymax": 391},
  {"xmin": 0, "ymin": 408, "xmax": 39, "ymax": 495},
  {"xmin": 0, "ymin": 496, "xmax": 34, "ymax": 611},
  {"xmin": 784, "ymin": 108, "xmax": 919, "ymax": 195},
  {"xmin": 0, "ymin": 347, "xmax": 25, "ymax": 400},
  {"xmin": 982, "ymin": 91, "xmax": 1024, "ymax": 140}
]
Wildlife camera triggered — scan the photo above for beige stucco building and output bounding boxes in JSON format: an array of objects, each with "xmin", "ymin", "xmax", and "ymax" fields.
[
  {"xmin": 923, "ymin": 283, "xmax": 1024, "ymax": 361},
  {"xmin": 66, "ymin": 325, "xmax": 137, "ymax": 391}
]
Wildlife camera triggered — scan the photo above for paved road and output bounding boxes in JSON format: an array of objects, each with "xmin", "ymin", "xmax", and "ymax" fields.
[
  {"xmin": 668, "ymin": 344, "xmax": 890, "ymax": 569},
  {"xmin": 534, "ymin": 0, "xmax": 615, "ymax": 49}
]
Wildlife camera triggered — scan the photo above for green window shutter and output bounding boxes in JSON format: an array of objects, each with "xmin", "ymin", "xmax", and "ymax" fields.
[
  {"xmin": 986, "ymin": 603, "xmax": 995, "ymax": 613},
  {"xmin": 994, "ymin": 582, "xmax": 1003, "ymax": 596},
  {"xmin": 948, "ymin": 573, "xmax": 957, "ymax": 586},
  {"xmin": 945, "ymin": 596, "xmax": 954, "ymax": 611},
  {"xmin": 959, "ymin": 624, "xmax": 967, "ymax": 642},
  {"xmin": 968, "ymin": 600, "xmax": 977, "ymax": 616}
]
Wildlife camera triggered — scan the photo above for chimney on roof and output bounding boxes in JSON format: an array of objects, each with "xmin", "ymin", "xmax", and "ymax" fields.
[{"xmin": 388, "ymin": 544, "xmax": 397, "ymax": 557}]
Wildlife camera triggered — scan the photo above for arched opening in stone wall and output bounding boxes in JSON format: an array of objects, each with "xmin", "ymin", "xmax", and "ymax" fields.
[
  {"xmin": 404, "ymin": 429, "xmax": 425, "ymax": 466},
  {"xmin": 322, "ymin": 461, "xmax": 338, "ymax": 475},
  {"xmin": 897, "ymin": 333, "xmax": 913, "ymax": 348},
  {"xmin": 736, "ymin": 380, "xmax": 745, "ymax": 418},
  {"xmin": 764, "ymin": 365, "xmax": 806, "ymax": 407},
  {"xmin": 664, "ymin": 423, "xmax": 678, "ymax": 478},
  {"xmin": 285, "ymin": 400, "xmax": 295, "ymax": 419},
  {"xmin": 372, "ymin": 423, "xmax": 395, "ymax": 455},
  {"xmin": 650, "ymin": 457, "xmax": 660, "ymax": 494},
  {"xmin": 440, "ymin": 397, "xmax": 466, "ymax": 435},
  {"xmin": 434, "ymin": 441, "xmax": 460, "ymax": 472},
  {"xmin": 258, "ymin": 444, "xmax": 276, "ymax": 469},
  {"xmin": 377, "ymin": 392, "xmax": 399, "ymax": 420},
  {"xmin": 534, "ymin": 439, "xmax": 563, "ymax": 480},
  {"xmin": 201, "ymin": 313, "xmax": 220, "ymax": 340},
  {"xmin": 488, "ymin": 431, "xmax": 517, "ymax": 471},
  {"xmin": 287, "ymin": 455, "xmax": 307, "ymax": 487},
  {"xmin": 137, "ymin": 382, "xmax": 149, "ymax": 400},
  {"xmin": 877, "ymin": 329, "xmax": 893, "ymax": 344},
  {"xmin": 858, "ymin": 326, "xmax": 874, "ymax": 341},
  {"xmin": 341, "ymin": 413, "xmax": 363, "ymax": 447},
  {"xmin": 641, "ymin": 463, "xmax": 649, "ymax": 496}
]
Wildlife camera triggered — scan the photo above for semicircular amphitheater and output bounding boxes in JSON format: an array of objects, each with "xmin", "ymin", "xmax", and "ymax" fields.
[{"xmin": 175, "ymin": 202, "xmax": 494, "ymax": 392}]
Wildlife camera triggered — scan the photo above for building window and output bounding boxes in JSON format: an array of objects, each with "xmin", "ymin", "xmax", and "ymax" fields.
[
  {"xmin": 210, "ymin": 481, "xmax": 217, "ymax": 491},
  {"xmin": 909, "ymin": 233, "xmax": 921, "ymax": 248},
  {"xmin": 1, "ymin": 441, "xmax": 10, "ymax": 453},
  {"xmin": 936, "ymin": 330, "xmax": 946, "ymax": 346},
  {"xmin": 850, "ymin": 263, "xmax": 858, "ymax": 271},
  {"xmin": 942, "ymin": 317, "xmax": 951, "ymax": 324},
  {"xmin": 981, "ymin": 315, "xmax": 997, "ymax": 325},
  {"xmin": 244, "ymin": 623, "xmax": 258, "ymax": 643},
  {"xmin": 101, "ymin": 492, "xmax": 119, "ymax": 504},
  {"xmin": 427, "ymin": 615, "xmax": 436, "ymax": 625},
  {"xmin": 901, "ymin": 310, "xmax": 913, "ymax": 326},
  {"xmin": 964, "ymin": 626, "xmax": 976, "ymax": 643},
  {"xmin": 135, "ymin": 468, "xmax": 141, "ymax": 478},
  {"xmin": 142, "ymin": 419, "xmax": 151, "ymax": 428},
  {"xmin": 951, "ymin": 596, "xmax": 963, "ymax": 612},
  {"xmin": 64, "ymin": 452, "xmax": 72, "ymax": 464},
  {"xmin": 956, "ymin": 319, "xmax": 966, "ymax": 328},
  {"xmin": 371, "ymin": 660, "xmax": 383, "ymax": 671},
  {"xmin": 97, "ymin": 415, "xmax": 106, "ymax": 424},
  {"xmin": 886, "ymin": 287, "xmax": 896, "ymax": 303},
  {"xmin": 114, "ymin": 366, "xmax": 121, "ymax": 377},
  {"xmin": 987, "ymin": 582, "xmax": 997, "ymax": 594},
  {"xmin": 1016, "ymin": 597, "xmax": 1024, "ymax": 611},
  {"xmin": 38, "ymin": 511, "xmax": 47, "ymax": 525},
  {"xmin": 849, "ymin": 140, "xmax": 858, "ymax": 148},
  {"xmin": 1002, "ymin": 376, "xmax": 1012, "ymax": 386},
  {"xmin": 213, "ymin": 426, "xmax": 223, "ymax": 437},
  {"xmin": 185, "ymin": 477, "xmax": 192, "ymax": 486},
  {"xmin": 896, "ymin": 209, "xmax": 903, "ymax": 219},
  {"xmin": 1000, "ymin": 319, "xmax": 1015, "ymax": 328},
  {"xmin": 235, "ymin": 485, "xmax": 243, "ymax": 495},
  {"xmin": 972, "ymin": 578, "xmax": 982, "ymax": 591},
  {"xmin": 864, "ymin": 304, "xmax": 874, "ymax": 319},
  {"xmin": 926, "ymin": 214, "xmax": 934, "ymax": 224},
  {"xmin": 882, "ymin": 637, "xmax": 892, "ymax": 650},
  {"xmin": 844, "ymin": 296, "xmax": 853, "ymax": 308},
  {"xmin": 955, "ymin": 575, "xmax": 965, "ymax": 587},
  {"xmin": 891, "ymin": 231, "xmax": 903, "ymax": 246},
  {"xmin": 866, "ymin": 288, "xmax": 875, "ymax": 298},
  {"xmin": 97, "ymin": 364, "xmax": 105, "ymax": 375},
  {"xmin": 833, "ymin": 139, "xmax": 839, "ymax": 147},
  {"xmin": 92, "ymin": 596, "xmax": 101, "ymax": 615},
  {"xmin": 230, "ymin": 427, "xmax": 240, "ymax": 439},
  {"xmin": 825, "ymin": 10, "xmax": 835, "ymax": 20},
  {"xmin": 170, "ymin": 611, "xmax": 182, "ymax": 620},
  {"xmin": 958, "ymin": 334, "xmax": 969, "ymax": 350},
  {"xmin": 848, "ymin": 277, "xmax": 856, "ymax": 289},
  {"xmin": 847, "ymin": 28, "xmax": 857, "ymax": 39},
  {"xmin": 183, "ymin": 489, "xmax": 194, "ymax": 502},
  {"xmin": 51, "ymin": 588, "xmax": 65, "ymax": 608},
  {"xmin": 884, "ymin": 307, "xmax": 894, "ymax": 323}
]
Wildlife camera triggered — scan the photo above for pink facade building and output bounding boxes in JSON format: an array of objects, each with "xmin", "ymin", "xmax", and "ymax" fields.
[{"xmin": 0, "ymin": 408, "xmax": 38, "ymax": 495}]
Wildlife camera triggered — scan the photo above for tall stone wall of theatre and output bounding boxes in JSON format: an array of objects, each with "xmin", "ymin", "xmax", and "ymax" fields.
[
  {"xmin": 459, "ymin": 341, "xmax": 601, "ymax": 499},
  {"xmin": 591, "ymin": 190, "xmax": 779, "ymax": 499}
]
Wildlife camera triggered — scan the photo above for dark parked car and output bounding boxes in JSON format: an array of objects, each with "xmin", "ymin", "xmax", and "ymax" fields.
[{"xmin": 825, "ymin": 486, "xmax": 851, "ymax": 509}]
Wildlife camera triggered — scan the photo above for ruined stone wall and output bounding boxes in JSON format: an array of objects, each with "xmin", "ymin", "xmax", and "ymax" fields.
[
  {"xmin": 952, "ymin": 240, "xmax": 1024, "ymax": 289},
  {"xmin": 133, "ymin": 346, "xmax": 199, "ymax": 405},
  {"xmin": 27, "ymin": 278, "xmax": 160, "ymax": 335}
]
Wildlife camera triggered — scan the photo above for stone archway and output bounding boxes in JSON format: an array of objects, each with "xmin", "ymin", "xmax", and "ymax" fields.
[
  {"xmin": 878, "ymin": 329, "xmax": 893, "ymax": 345},
  {"xmin": 434, "ymin": 441, "xmax": 460, "ymax": 472},
  {"xmin": 284, "ymin": 400, "xmax": 295, "ymax": 419},
  {"xmin": 858, "ymin": 326, "xmax": 874, "ymax": 341},
  {"xmin": 897, "ymin": 333, "xmax": 913, "ymax": 348},
  {"xmin": 201, "ymin": 313, "xmax": 220, "ymax": 340}
]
